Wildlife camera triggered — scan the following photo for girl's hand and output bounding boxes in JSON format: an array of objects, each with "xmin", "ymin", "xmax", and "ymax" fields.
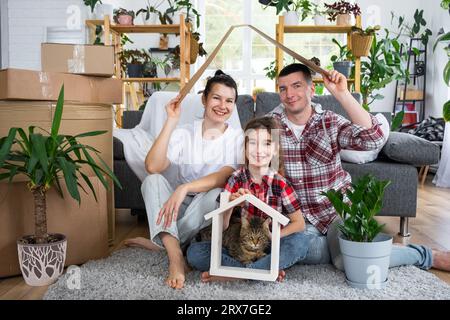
[
  {"xmin": 157, "ymin": 184, "xmax": 188, "ymax": 228},
  {"xmin": 165, "ymin": 94, "xmax": 182, "ymax": 119},
  {"xmin": 229, "ymin": 188, "xmax": 251, "ymax": 206},
  {"xmin": 323, "ymin": 70, "xmax": 348, "ymax": 95}
]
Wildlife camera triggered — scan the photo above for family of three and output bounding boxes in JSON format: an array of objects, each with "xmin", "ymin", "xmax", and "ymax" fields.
[{"xmin": 125, "ymin": 63, "xmax": 450, "ymax": 290}]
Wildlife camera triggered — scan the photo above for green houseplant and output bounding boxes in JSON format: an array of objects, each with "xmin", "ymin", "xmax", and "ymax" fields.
[
  {"xmin": 136, "ymin": 0, "xmax": 164, "ymax": 25},
  {"xmin": 262, "ymin": 0, "xmax": 313, "ymax": 25},
  {"xmin": 325, "ymin": 0, "xmax": 361, "ymax": 25},
  {"xmin": 113, "ymin": 8, "xmax": 135, "ymax": 25},
  {"xmin": 321, "ymin": 174, "xmax": 393, "ymax": 289},
  {"xmin": 330, "ymin": 38, "xmax": 354, "ymax": 78},
  {"xmin": 0, "ymin": 86, "xmax": 121, "ymax": 286},
  {"xmin": 350, "ymin": 25, "xmax": 380, "ymax": 57}
]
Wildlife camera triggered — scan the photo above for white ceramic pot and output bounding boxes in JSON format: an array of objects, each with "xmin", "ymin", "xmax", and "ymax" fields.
[
  {"xmin": 339, "ymin": 233, "xmax": 392, "ymax": 289},
  {"xmin": 283, "ymin": 11, "xmax": 300, "ymax": 26},
  {"xmin": 17, "ymin": 234, "xmax": 67, "ymax": 287},
  {"xmin": 314, "ymin": 15, "xmax": 327, "ymax": 25},
  {"xmin": 142, "ymin": 12, "xmax": 159, "ymax": 25},
  {"xmin": 95, "ymin": 4, "xmax": 113, "ymax": 20}
]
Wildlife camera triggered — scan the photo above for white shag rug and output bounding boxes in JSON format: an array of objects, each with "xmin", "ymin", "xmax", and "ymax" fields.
[{"xmin": 44, "ymin": 248, "xmax": 450, "ymax": 300}]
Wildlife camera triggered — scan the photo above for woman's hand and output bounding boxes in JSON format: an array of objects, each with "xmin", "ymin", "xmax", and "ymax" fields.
[
  {"xmin": 165, "ymin": 94, "xmax": 182, "ymax": 120},
  {"xmin": 157, "ymin": 184, "xmax": 189, "ymax": 228},
  {"xmin": 323, "ymin": 70, "xmax": 348, "ymax": 96}
]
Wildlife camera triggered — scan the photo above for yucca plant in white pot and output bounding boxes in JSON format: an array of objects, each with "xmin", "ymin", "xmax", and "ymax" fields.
[
  {"xmin": 321, "ymin": 174, "xmax": 392, "ymax": 289},
  {"xmin": 0, "ymin": 86, "xmax": 121, "ymax": 286}
]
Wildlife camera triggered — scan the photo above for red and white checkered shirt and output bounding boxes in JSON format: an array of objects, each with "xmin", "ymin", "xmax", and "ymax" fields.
[
  {"xmin": 268, "ymin": 103, "xmax": 385, "ymax": 234},
  {"xmin": 224, "ymin": 167, "xmax": 301, "ymax": 219}
]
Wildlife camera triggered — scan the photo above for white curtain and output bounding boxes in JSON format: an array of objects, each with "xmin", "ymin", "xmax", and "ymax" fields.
[{"xmin": 433, "ymin": 122, "xmax": 450, "ymax": 188}]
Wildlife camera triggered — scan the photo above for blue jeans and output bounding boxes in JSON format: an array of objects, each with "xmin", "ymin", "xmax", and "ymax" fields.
[
  {"xmin": 305, "ymin": 221, "xmax": 433, "ymax": 271},
  {"xmin": 186, "ymin": 232, "xmax": 312, "ymax": 271}
]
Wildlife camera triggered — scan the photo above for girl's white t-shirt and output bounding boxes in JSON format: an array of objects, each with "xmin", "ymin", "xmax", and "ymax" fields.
[{"xmin": 162, "ymin": 120, "xmax": 244, "ymax": 189}]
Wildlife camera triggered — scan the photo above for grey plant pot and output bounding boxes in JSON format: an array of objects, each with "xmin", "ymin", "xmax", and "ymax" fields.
[
  {"xmin": 339, "ymin": 233, "xmax": 392, "ymax": 289},
  {"xmin": 333, "ymin": 61, "xmax": 353, "ymax": 78}
]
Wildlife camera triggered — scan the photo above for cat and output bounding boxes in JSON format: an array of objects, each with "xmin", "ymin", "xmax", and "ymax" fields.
[{"xmin": 222, "ymin": 215, "xmax": 272, "ymax": 265}]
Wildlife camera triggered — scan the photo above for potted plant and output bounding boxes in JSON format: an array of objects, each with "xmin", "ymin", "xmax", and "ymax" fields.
[
  {"xmin": 113, "ymin": 8, "xmax": 135, "ymax": 25},
  {"xmin": 136, "ymin": 0, "xmax": 164, "ymax": 25},
  {"xmin": 351, "ymin": 25, "xmax": 380, "ymax": 57},
  {"xmin": 83, "ymin": 0, "xmax": 102, "ymax": 19},
  {"xmin": 175, "ymin": 0, "xmax": 201, "ymax": 29},
  {"xmin": 119, "ymin": 49, "xmax": 151, "ymax": 78},
  {"xmin": 360, "ymin": 29, "xmax": 408, "ymax": 111},
  {"xmin": 0, "ymin": 86, "xmax": 121, "ymax": 286},
  {"xmin": 312, "ymin": 2, "xmax": 330, "ymax": 26},
  {"xmin": 321, "ymin": 174, "xmax": 392, "ymax": 289},
  {"xmin": 325, "ymin": 0, "xmax": 361, "ymax": 26},
  {"xmin": 262, "ymin": 0, "xmax": 311, "ymax": 26},
  {"xmin": 189, "ymin": 31, "xmax": 207, "ymax": 64},
  {"xmin": 330, "ymin": 38, "xmax": 354, "ymax": 78},
  {"xmin": 167, "ymin": 48, "xmax": 181, "ymax": 77}
]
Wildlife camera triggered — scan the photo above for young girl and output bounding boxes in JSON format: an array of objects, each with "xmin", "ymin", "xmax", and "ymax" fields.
[
  {"xmin": 186, "ymin": 117, "xmax": 311, "ymax": 282},
  {"xmin": 124, "ymin": 70, "xmax": 245, "ymax": 289}
]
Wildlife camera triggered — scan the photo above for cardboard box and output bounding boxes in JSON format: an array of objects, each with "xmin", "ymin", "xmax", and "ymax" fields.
[
  {"xmin": 41, "ymin": 43, "xmax": 115, "ymax": 77},
  {"xmin": 0, "ymin": 100, "xmax": 115, "ymax": 250},
  {"xmin": 0, "ymin": 177, "xmax": 109, "ymax": 277},
  {"xmin": 0, "ymin": 68, "xmax": 122, "ymax": 104},
  {"xmin": 397, "ymin": 88, "xmax": 424, "ymax": 100}
]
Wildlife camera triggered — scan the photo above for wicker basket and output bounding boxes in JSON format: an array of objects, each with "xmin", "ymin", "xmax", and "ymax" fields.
[
  {"xmin": 190, "ymin": 37, "xmax": 199, "ymax": 64},
  {"xmin": 351, "ymin": 33, "xmax": 373, "ymax": 57}
]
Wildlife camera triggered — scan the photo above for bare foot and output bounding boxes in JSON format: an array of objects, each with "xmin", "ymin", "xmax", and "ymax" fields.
[
  {"xmin": 200, "ymin": 271, "xmax": 241, "ymax": 283},
  {"xmin": 123, "ymin": 237, "xmax": 161, "ymax": 251},
  {"xmin": 166, "ymin": 256, "xmax": 188, "ymax": 289},
  {"xmin": 432, "ymin": 250, "xmax": 450, "ymax": 272},
  {"xmin": 276, "ymin": 270, "xmax": 286, "ymax": 282}
]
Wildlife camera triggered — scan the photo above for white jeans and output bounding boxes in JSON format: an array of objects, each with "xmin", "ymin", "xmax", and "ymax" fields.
[{"xmin": 141, "ymin": 173, "xmax": 221, "ymax": 249}]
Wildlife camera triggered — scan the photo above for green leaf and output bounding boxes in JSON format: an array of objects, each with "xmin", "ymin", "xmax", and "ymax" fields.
[
  {"xmin": 57, "ymin": 157, "xmax": 80, "ymax": 203},
  {"xmin": 80, "ymin": 172, "xmax": 98, "ymax": 202},
  {"xmin": 444, "ymin": 60, "xmax": 450, "ymax": 86},
  {"xmin": 444, "ymin": 100, "xmax": 450, "ymax": 122},
  {"xmin": 0, "ymin": 128, "xmax": 17, "ymax": 167},
  {"xmin": 95, "ymin": 154, "xmax": 122, "ymax": 190},
  {"xmin": 73, "ymin": 130, "xmax": 107, "ymax": 139},
  {"xmin": 30, "ymin": 134, "xmax": 49, "ymax": 175},
  {"xmin": 391, "ymin": 111, "xmax": 404, "ymax": 131},
  {"xmin": 433, "ymin": 32, "xmax": 450, "ymax": 51},
  {"xmin": 51, "ymin": 85, "xmax": 64, "ymax": 139}
]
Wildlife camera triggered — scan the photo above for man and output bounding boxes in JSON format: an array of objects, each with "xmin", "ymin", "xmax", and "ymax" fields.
[{"xmin": 268, "ymin": 63, "xmax": 450, "ymax": 271}]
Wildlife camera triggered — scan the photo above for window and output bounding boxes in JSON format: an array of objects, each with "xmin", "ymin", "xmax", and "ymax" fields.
[{"xmin": 196, "ymin": 1, "xmax": 345, "ymax": 95}]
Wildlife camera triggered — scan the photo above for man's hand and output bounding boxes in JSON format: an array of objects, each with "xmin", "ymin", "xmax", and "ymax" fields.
[
  {"xmin": 323, "ymin": 70, "xmax": 348, "ymax": 96},
  {"xmin": 157, "ymin": 184, "xmax": 188, "ymax": 228}
]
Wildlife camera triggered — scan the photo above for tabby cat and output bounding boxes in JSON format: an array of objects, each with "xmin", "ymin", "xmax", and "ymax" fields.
[{"xmin": 222, "ymin": 215, "xmax": 272, "ymax": 265}]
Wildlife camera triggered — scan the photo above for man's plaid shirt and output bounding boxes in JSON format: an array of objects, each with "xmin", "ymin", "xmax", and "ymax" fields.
[
  {"xmin": 268, "ymin": 103, "xmax": 385, "ymax": 234},
  {"xmin": 224, "ymin": 167, "xmax": 301, "ymax": 219}
]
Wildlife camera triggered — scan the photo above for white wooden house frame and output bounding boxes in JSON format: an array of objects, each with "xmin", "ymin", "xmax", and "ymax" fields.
[{"xmin": 204, "ymin": 192, "xmax": 290, "ymax": 281}]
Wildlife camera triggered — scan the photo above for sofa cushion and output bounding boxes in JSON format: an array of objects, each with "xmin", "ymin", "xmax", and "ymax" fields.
[
  {"xmin": 381, "ymin": 132, "xmax": 440, "ymax": 166},
  {"xmin": 236, "ymin": 95, "xmax": 255, "ymax": 128},
  {"xmin": 340, "ymin": 113, "xmax": 390, "ymax": 164},
  {"xmin": 113, "ymin": 137, "xmax": 125, "ymax": 160}
]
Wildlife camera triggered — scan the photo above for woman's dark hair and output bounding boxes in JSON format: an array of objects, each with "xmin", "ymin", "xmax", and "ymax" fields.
[
  {"xmin": 243, "ymin": 117, "xmax": 285, "ymax": 176},
  {"xmin": 202, "ymin": 70, "xmax": 238, "ymax": 102}
]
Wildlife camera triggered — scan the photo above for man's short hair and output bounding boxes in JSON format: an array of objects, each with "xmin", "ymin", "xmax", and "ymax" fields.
[{"xmin": 278, "ymin": 63, "xmax": 313, "ymax": 85}]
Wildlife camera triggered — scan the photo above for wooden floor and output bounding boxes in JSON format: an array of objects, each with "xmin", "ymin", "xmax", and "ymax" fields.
[{"xmin": 1, "ymin": 174, "xmax": 449, "ymax": 300}]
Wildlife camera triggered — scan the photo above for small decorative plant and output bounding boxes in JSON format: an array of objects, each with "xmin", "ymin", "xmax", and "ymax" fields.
[
  {"xmin": 84, "ymin": 0, "xmax": 102, "ymax": 13},
  {"xmin": 325, "ymin": 0, "xmax": 361, "ymax": 22},
  {"xmin": 330, "ymin": 38, "xmax": 353, "ymax": 63},
  {"xmin": 351, "ymin": 25, "xmax": 381, "ymax": 36},
  {"xmin": 113, "ymin": 8, "xmax": 135, "ymax": 25},
  {"xmin": 176, "ymin": 0, "xmax": 202, "ymax": 29},
  {"xmin": 321, "ymin": 174, "xmax": 391, "ymax": 242},
  {"xmin": 391, "ymin": 9, "xmax": 432, "ymax": 47},
  {"xmin": 263, "ymin": 0, "xmax": 311, "ymax": 18},
  {"xmin": 136, "ymin": 0, "xmax": 164, "ymax": 23}
]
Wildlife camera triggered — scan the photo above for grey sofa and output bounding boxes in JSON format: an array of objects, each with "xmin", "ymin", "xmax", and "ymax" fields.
[{"xmin": 113, "ymin": 93, "xmax": 440, "ymax": 236}]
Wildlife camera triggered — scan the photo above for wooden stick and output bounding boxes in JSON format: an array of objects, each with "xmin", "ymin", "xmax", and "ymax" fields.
[{"xmin": 178, "ymin": 24, "xmax": 330, "ymax": 102}]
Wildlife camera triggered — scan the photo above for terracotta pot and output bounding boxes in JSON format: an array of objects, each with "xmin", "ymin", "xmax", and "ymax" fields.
[
  {"xmin": 117, "ymin": 14, "xmax": 133, "ymax": 25},
  {"xmin": 336, "ymin": 14, "xmax": 351, "ymax": 26},
  {"xmin": 17, "ymin": 234, "xmax": 67, "ymax": 286}
]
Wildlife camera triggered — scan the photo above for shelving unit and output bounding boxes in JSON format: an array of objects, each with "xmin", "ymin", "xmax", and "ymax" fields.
[
  {"xmin": 86, "ymin": 15, "xmax": 192, "ymax": 125},
  {"xmin": 392, "ymin": 37, "xmax": 427, "ymax": 126},
  {"xmin": 275, "ymin": 15, "xmax": 362, "ymax": 92}
]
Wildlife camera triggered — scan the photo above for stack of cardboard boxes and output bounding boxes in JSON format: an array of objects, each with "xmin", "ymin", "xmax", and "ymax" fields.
[{"xmin": 0, "ymin": 43, "xmax": 121, "ymax": 277}]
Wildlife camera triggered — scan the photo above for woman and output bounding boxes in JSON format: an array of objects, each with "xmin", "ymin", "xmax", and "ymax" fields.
[{"xmin": 125, "ymin": 70, "xmax": 244, "ymax": 289}]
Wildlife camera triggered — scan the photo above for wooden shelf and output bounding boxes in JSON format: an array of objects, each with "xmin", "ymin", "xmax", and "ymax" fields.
[
  {"xmin": 122, "ymin": 78, "xmax": 180, "ymax": 82},
  {"xmin": 110, "ymin": 24, "xmax": 181, "ymax": 34},
  {"xmin": 284, "ymin": 25, "xmax": 353, "ymax": 34}
]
